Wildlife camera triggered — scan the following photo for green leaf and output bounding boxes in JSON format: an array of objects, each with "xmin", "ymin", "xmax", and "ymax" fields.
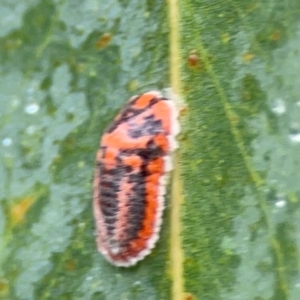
[
  {"xmin": 0, "ymin": 1, "xmax": 170, "ymax": 299},
  {"xmin": 1, "ymin": 0, "xmax": 300, "ymax": 300},
  {"xmin": 178, "ymin": 1, "xmax": 300, "ymax": 300}
]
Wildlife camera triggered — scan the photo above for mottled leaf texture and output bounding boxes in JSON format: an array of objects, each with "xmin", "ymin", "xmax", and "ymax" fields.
[{"xmin": 0, "ymin": 1, "xmax": 300, "ymax": 300}]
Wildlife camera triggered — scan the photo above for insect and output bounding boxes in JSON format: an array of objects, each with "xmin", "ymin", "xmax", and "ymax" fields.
[{"xmin": 93, "ymin": 90, "xmax": 180, "ymax": 266}]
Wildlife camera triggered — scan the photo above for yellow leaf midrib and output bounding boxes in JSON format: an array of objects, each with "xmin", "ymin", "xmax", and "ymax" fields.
[{"xmin": 168, "ymin": 0, "xmax": 185, "ymax": 299}]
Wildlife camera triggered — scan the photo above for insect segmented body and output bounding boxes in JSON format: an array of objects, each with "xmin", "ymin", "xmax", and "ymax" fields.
[{"xmin": 93, "ymin": 91, "xmax": 180, "ymax": 266}]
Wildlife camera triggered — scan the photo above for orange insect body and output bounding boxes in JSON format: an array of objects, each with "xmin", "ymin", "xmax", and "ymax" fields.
[{"xmin": 93, "ymin": 91, "xmax": 180, "ymax": 266}]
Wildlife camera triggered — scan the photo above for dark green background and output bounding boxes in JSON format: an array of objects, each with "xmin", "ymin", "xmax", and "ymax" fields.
[{"xmin": 180, "ymin": 1, "xmax": 300, "ymax": 299}]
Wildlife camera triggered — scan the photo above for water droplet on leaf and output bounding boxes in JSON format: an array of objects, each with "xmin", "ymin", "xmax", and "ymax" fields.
[{"xmin": 25, "ymin": 103, "xmax": 40, "ymax": 114}]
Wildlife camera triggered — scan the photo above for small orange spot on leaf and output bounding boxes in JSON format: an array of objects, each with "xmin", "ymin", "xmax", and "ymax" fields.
[
  {"xmin": 270, "ymin": 30, "xmax": 281, "ymax": 41},
  {"xmin": 187, "ymin": 50, "xmax": 200, "ymax": 68},
  {"xmin": 179, "ymin": 105, "xmax": 188, "ymax": 116},
  {"xmin": 95, "ymin": 33, "xmax": 112, "ymax": 49},
  {"xmin": 10, "ymin": 195, "xmax": 36, "ymax": 225},
  {"xmin": 183, "ymin": 292, "xmax": 195, "ymax": 300}
]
